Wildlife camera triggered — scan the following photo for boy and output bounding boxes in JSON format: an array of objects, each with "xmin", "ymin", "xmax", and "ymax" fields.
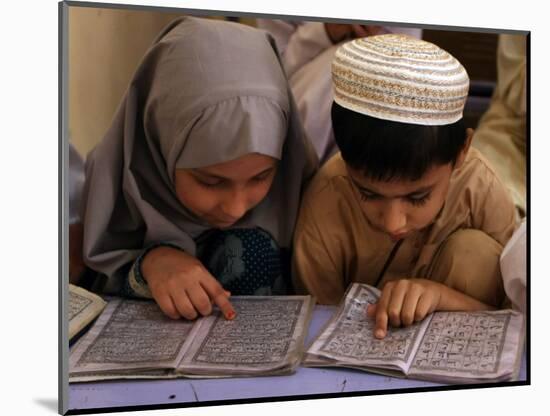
[{"xmin": 292, "ymin": 34, "xmax": 518, "ymax": 339}]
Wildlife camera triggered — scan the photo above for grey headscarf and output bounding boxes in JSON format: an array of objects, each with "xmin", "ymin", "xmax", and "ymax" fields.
[{"xmin": 81, "ymin": 17, "xmax": 318, "ymax": 294}]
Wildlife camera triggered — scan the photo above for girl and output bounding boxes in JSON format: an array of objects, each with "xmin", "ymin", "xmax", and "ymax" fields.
[{"xmin": 81, "ymin": 17, "xmax": 318, "ymax": 321}]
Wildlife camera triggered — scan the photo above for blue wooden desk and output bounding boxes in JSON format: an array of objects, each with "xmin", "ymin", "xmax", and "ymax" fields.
[{"xmin": 68, "ymin": 306, "xmax": 527, "ymax": 412}]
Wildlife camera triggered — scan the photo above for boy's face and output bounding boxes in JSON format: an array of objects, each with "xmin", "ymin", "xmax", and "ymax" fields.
[
  {"xmin": 346, "ymin": 162, "xmax": 455, "ymax": 241},
  {"xmin": 346, "ymin": 128, "xmax": 473, "ymax": 241}
]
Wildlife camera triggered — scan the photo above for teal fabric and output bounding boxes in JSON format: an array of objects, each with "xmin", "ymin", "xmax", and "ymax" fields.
[
  {"xmin": 197, "ymin": 228, "xmax": 289, "ymax": 295},
  {"xmin": 123, "ymin": 228, "xmax": 290, "ymax": 298}
]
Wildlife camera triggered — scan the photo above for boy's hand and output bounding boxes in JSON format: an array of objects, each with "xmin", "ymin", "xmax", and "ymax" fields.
[
  {"xmin": 366, "ymin": 279, "xmax": 443, "ymax": 339},
  {"xmin": 141, "ymin": 246, "xmax": 235, "ymax": 321},
  {"xmin": 352, "ymin": 25, "xmax": 390, "ymax": 37},
  {"xmin": 324, "ymin": 24, "xmax": 390, "ymax": 44}
]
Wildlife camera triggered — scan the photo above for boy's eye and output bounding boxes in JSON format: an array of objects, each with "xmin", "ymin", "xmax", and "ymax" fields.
[
  {"xmin": 359, "ymin": 191, "xmax": 431, "ymax": 206},
  {"xmin": 407, "ymin": 193, "xmax": 431, "ymax": 206},
  {"xmin": 359, "ymin": 192, "xmax": 381, "ymax": 202}
]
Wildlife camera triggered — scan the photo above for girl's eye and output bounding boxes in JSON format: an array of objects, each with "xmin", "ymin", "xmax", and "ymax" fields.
[
  {"xmin": 197, "ymin": 178, "xmax": 224, "ymax": 188},
  {"xmin": 407, "ymin": 194, "xmax": 430, "ymax": 206},
  {"xmin": 251, "ymin": 169, "xmax": 275, "ymax": 183},
  {"xmin": 252, "ymin": 174, "xmax": 269, "ymax": 183}
]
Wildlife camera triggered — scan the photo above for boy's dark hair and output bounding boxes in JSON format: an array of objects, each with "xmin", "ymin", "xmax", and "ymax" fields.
[{"xmin": 331, "ymin": 102, "xmax": 468, "ymax": 181}]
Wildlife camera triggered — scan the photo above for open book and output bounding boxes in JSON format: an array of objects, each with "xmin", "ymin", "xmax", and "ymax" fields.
[
  {"xmin": 69, "ymin": 284, "xmax": 107, "ymax": 341},
  {"xmin": 304, "ymin": 283, "xmax": 524, "ymax": 383},
  {"xmin": 69, "ymin": 295, "xmax": 314, "ymax": 382}
]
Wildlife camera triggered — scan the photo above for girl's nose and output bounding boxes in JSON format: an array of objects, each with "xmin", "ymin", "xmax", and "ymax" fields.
[{"xmin": 221, "ymin": 189, "xmax": 249, "ymax": 221}]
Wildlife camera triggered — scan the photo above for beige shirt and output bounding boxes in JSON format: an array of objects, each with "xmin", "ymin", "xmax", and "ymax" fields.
[
  {"xmin": 473, "ymin": 35, "xmax": 526, "ymax": 214},
  {"xmin": 292, "ymin": 148, "xmax": 517, "ymax": 304}
]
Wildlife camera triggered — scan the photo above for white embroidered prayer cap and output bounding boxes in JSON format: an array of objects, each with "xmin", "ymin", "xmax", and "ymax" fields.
[{"xmin": 332, "ymin": 34, "xmax": 470, "ymax": 126}]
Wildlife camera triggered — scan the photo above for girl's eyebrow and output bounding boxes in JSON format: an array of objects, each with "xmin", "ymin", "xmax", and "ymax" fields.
[
  {"xmin": 191, "ymin": 169, "xmax": 225, "ymax": 180},
  {"xmin": 251, "ymin": 166, "xmax": 277, "ymax": 178},
  {"xmin": 192, "ymin": 166, "xmax": 275, "ymax": 181},
  {"xmin": 350, "ymin": 176, "xmax": 434, "ymax": 198}
]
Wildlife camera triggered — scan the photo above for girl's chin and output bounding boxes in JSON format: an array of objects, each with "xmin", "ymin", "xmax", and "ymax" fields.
[{"xmin": 209, "ymin": 219, "xmax": 237, "ymax": 229}]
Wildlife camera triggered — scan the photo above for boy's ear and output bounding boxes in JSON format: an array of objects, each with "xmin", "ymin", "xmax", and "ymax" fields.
[{"xmin": 454, "ymin": 128, "xmax": 474, "ymax": 169}]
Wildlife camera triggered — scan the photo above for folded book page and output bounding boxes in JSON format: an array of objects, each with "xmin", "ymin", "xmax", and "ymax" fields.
[{"xmin": 69, "ymin": 284, "xmax": 107, "ymax": 340}]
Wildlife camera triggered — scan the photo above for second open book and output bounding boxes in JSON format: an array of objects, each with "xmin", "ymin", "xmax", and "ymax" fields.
[{"xmin": 304, "ymin": 283, "xmax": 524, "ymax": 383}]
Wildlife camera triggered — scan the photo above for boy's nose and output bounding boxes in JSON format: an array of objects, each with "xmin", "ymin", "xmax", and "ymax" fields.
[{"xmin": 381, "ymin": 201, "xmax": 406, "ymax": 235}]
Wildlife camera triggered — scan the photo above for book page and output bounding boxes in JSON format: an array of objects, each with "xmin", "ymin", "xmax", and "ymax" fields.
[
  {"xmin": 306, "ymin": 283, "xmax": 431, "ymax": 373},
  {"xmin": 69, "ymin": 298, "xmax": 201, "ymax": 376},
  {"xmin": 69, "ymin": 284, "xmax": 107, "ymax": 340},
  {"xmin": 178, "ymin": 296, "xmax": 314, "ymax": 376},
  {"xmin": 408, "ymin": 310, "xmax": 524, "ymax": 382}
]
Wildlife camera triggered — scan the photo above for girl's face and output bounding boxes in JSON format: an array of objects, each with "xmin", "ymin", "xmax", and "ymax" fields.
[{"xmin": 174, "ymin": 153, "xmax": 278, "ymax": 229}]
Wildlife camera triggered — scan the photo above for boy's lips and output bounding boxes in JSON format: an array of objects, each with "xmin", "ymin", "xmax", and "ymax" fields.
[
  {"xmin": 369, "ymin": 222, "xmax": 408, "ymax": 241},
  {"xmin": 367, "ymin": 219, "xmax": 412, "ymax": 241},
  {"xmin": 389, "ymin": 232, "xmax": 408, "ymax": 241}
]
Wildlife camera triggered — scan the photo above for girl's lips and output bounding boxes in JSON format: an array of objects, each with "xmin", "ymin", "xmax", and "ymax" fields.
[
  {"xmin": 203, "ymin": 218, "xmax": 235, "ymax": 229},
  {"xmin": 214, "ymin": 221, "xmax": 236, "ymax": 228},
  {"xmin": 211, "ymin": 217, "xmax": 240, "ymax": 228}
]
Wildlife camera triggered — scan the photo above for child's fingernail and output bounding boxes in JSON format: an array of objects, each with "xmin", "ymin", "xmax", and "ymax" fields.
[
  {"xmin": 225, "ymin": 310, "xmax": 236, "ymax": 320},
  {"xmin": 375, "ymin": 329, "xmax": 385, "ymax": 338}
]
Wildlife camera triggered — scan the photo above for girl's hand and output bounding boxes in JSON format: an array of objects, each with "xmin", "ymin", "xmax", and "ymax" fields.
[
  {"xmin": 141, "ymin": 246, "xmax": 235, "ymax": 321},
  {"xmin": 367, "ymin": 279, "xmax": 443, "ymax": 339}
]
